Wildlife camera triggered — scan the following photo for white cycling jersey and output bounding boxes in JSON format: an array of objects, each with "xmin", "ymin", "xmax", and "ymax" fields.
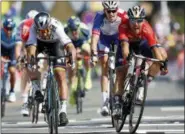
[{"xmin": 26, "ymin": 17, "xmax": 72, "ymax": 46}]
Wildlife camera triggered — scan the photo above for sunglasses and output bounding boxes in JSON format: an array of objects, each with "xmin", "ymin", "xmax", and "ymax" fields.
[
  {"xmin": 37, "ymin": 29, "xmax": 51, "ymax": 37},
  {"xmin": 4, "ymin": 27, "xmax": 13, "ymax": 31},
  {"xmin": 106, "ymin": 9, "xmax": 117, "ymax": 14},
  {"xmin": 130, "ymin": 19, "xmax": 144, "ymax": 23}
]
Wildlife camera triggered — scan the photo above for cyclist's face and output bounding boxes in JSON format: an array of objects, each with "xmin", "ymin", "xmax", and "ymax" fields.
[
  {"xmin": 71, "ymin": 29, "xmax": 79, "ymax": 39},
  {"xmin": 4, "ymin": 28, "xmax": 13, "ymax": 37},
  {"xmin": 104, "ymin": 8, "xmax": 118, "ymax": 22},
  {"xmin": 37, "ymin": 28, "xmax": 51, "ymax": 40},
  {"xmin": 129, "ymin": 19, "xmax": 144, "ymax": 34}
]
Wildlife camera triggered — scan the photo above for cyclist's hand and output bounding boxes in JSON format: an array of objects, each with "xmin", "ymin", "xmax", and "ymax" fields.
[
  {"xmin": 90, "ymin": 51, "xmax": 98, "ymax": 67},
  {"xmin": 67, "ymin": 52, "xmax": 76, "ymax": 70},
  {"xmin": 68, "ymin": 59, "xmax": 76, "ymax": 70},
  {"xmin": 1, "ymin": 56, "xmax": 9, "ymax": 63},
  {"xmin": 160, "ymin": 59, "xmax": 168, "ymax": 75},
  {"xmin": 27, "ymin": 63, "xmax": 37, "ymax": 72},
  {"xmin": 27, "ymin": 55, "xmax": 37, "ymax": 72}
]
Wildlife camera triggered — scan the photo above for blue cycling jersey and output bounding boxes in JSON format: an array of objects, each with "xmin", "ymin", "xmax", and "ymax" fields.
[
  {"xmin": 1, "ymin": 28, "xmax": 16, "ymax": 49},
  {"xmin": 1, "ymin": 28, "xmax": 17, "ymax": 66}
]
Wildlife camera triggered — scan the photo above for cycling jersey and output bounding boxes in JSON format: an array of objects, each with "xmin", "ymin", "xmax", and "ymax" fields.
[
  {"xmin": 92, "ymin": 9, "xmax": 127, "ymax": 52},
  {"xmin": 26, "ymin": 17, "xmax": 72, "ymax": 47},
  {"xmin": 15, "ymin": 18, "xmax": 34, "ymax": 43},
  {"xmin": 1, "ymin": 28, "xmax": 16, "ymax": 66},
  {"xmin": 64, "ymin": 22, "xmax": 90, "ymax": 48},
  {"xmin": 25, "ymin": 17, "xmax": 72, "ymax": 68},
  {"xmin": 119, "ymin": 20, "xmax": 158, "ymax": 47}
]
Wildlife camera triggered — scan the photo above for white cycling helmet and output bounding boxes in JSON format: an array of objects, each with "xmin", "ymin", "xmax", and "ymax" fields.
[
  {"xmin": 102, "ymin": 0, "xmax": 119, "ymax": 10},
  {"xmin": 26, "ymin": 10, "xmax": 39, "ymax": 19}
]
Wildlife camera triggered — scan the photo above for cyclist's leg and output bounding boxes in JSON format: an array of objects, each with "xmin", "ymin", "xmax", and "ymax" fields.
[
  {"xmin": 1, "ymin": 49, "xmax": 10, "ymax": 97},
  {"xmin": 115, "ymin": 44, "xmax": 129, "ymax": 96},
  {"xmin": 20, "ymin": 68, "xmax": 32, "ymax": 116},
  {"xmin": 54, "ymin": 67, "xmax": 69, "ymax": 126},
  {"xmin": 81, "ymin": 43, "xmax": 92, "ymax": 90},
  {"xmin": 53, "ymin": 41, "xmax": 69, "ymax": 126},
  {"xmin": 37, "ymin": 53, "xmax": 48, "ymax": 90},
  {"xmin": 7, "ymin": 46, "xmax": 17, "ymax": 102},
  {"xmin": 98, "ymin": 43, "xmax": 110, "ymax": 116}
]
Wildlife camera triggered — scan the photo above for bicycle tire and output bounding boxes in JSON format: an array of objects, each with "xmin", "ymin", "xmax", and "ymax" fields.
[
  {"xmin": 28, "ymin": 96, "xmax": 33, "ymax": 117},
  {"xmin": 47, "ymin": 75, "xmax": 53, "ymax": 134},
  {"xmin": 31, "ymin": 100, "xmax": 39, "ymax": 123},
  {"xmin": 109, "ymin": 69, "xmax": 115, "ymax": 127},
  {"xmin": 1, "ymin": 88, "xmax": 6, "ymax": 118},
  {"xmin": 114, "ymin": 74, "xmax": 132, "ymax": 132},
  {"xmin": 76, "ymin": 90, "xmax": 83, "ymax": 114},
  {"xmin": 129, "ymin": 74, "xmax": 147, "ymax": 134},
  {"xmin": 52, "ymin": 79, "xmax": 58, "ymax": 134},
  {"xmin": 32, "ymin": 101, "xmax": 35, "ymax": 123},
  {"xmin": 76, "ymin": 69, "xmax": 83, "ymax": 114}
]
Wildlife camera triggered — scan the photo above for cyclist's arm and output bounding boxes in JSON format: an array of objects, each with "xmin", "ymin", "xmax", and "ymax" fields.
[
  {"xmin": 91, "ymin": 12, "xmax": 103, "ymax": 54},
  {"xmin": 25, "ymin": 25, "xmax": 37, "ymax": 63},
  {"xmin": 55, "ymin": 22, "xmax": 76, "ymax": 62},
  {"xmin": 143, "ymin": 22, "xmax": 167, "ymax": 61},
  {"xmin": 90, "ymin": 34, "xmax": 99, "ymax": 55},
  {"xmin": 120, "ymin": 40, "xmax": 129, "ymax": 59},
  {"xmin": 65, "ymin": 43, "xmax": 76, "ymax": 63},
  {"xmin": 15, "ymin": 41, "xmax": 23, "ymax": 60},
  {"xmin": 119, "ymin": 24, "xmax": 129, "ymax": 59}
]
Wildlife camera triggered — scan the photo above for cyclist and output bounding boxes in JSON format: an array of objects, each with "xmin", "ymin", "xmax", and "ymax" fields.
[
  {"xmin": 25, "ymin": 12, "xmax": 76, "ymax": 126},
  {"xmin": 64, "ymin": 16, "xmax": 91, "ymax": 105},
  {"xmin": 113, "ymin": 5, "xmax": 168, "ymax": 115},
  {"xmin": 15, "ymin": 10, "xmax": 43, "ymax": 116},
  {"xmin": 1, "ymin": 18, "xmax": 17, "ymax": 102},
  {"xmin": 90, "ymin": 0, "xmax": 127, "ymax": 116}
]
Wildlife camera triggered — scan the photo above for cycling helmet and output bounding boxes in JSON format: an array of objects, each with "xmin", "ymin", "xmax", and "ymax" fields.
[
  {"xmin": 67, "ymin": 16, "xmax": 81, "ymax": 31},
  {"xmin": 127, "ymin": 5, "xmax": 145, "ymax": 19},
  {"xmin": 3, "ymin": 18, "xmax": 16, "ymax": 30},
  {"xmin": 34, "ymin": 12, "xmax": 51, "ymax": 30},
  {"xmin": 102, "ymin": 0, "xmax": 119, "ymax": 10},
  {"xmin": 26, "ymin": 10, "xmax": 39, "ymax": 19}
]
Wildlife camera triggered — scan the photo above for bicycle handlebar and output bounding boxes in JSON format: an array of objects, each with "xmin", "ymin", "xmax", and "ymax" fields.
[
  {"xmin": 36, "ymin": 54, "xmax": 71, "ymax": 61},
  {"xmin": 132, "ymin": 53, "xmax": 166, "ymax": 63}
]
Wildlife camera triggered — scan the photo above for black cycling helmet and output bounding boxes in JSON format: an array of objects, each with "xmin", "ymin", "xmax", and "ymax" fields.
[
  {"xmin": 34, "ymin": 12, "xmax": 51, "ymax": 30},
  {"xmin": 127, "ymin": 5, "xmax": 146, "ymax": 20}
]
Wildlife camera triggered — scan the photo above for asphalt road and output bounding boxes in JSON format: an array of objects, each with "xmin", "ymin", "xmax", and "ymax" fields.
[{"xmin": 1, "ymin": 76, "xmax": 184, "ymax": 134}]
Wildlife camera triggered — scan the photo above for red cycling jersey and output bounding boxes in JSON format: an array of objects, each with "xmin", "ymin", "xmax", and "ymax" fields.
[
  {"xmin": 119, "ymin": 18, "xmax": 158, "ymax": 47},
  {"xmin": 21, "ymin": 18, "xmax": 34, "ymax": 42}
]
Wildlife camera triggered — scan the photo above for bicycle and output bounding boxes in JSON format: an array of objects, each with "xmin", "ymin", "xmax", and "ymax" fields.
[
  {"xmin": 28, "ymin": 79, "xmax": 41, "ymax": 124},
  {"xmin": 113, "ymin": 50, "xmax": 167, "ymax": 133},
  {"xmin": 75, "ymin": 59, "xmax": 85, "ymax": 114},
  {"xmin": 1, "ymin": 59, "xmax": 10, "ymax": 118},
  {"xmin": 17, "ymin": 56, "xmax": 42, "ymax": 123},
  {"xmin": 98, "ymin": 41, "xmax": 117, "ymax": 126},
  {"xmin": 36, "ymin": 53, "xmax": 71, "ymax": 134},
  {"xmin": 107, "ymin": 42, "xmax": 117, "ymax": 127}
]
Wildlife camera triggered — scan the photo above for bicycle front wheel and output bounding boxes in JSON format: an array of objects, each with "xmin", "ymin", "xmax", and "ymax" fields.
[
  {"xmin": 129, "ymin": 74, "xmax": 148, "ymax": 134},
  {"xmin": 47, "ymin": 77, "xmax": 58, "ymax": 134},
  {"xmin": 52, "ymin": 79, "xmax": 58, "ymax": 134},
  {"xmin": 32, "ymin": 100, "xmax": 39, "ymax": 124},
  {"xmin": 109, "ymin": 69, "xmax": 115, "ymax": 127},
  {"xmin": 114, "ymin": 73, "xmax": 132, "ymax": 132},
  {"xmin": 1, "ymin": 88, "xmax": 6, "ymax": 118}
]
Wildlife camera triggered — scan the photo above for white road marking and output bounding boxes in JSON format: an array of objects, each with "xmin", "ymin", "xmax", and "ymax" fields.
[
  {"xmin": 2, "ymin": 128, "xmax": 184, "ymax": 134},
  {"xmin": 2, "ymin": 115, "xmax": 184, "ymax": 126},
  {"xmin": 161, "ymin": 107, "xmax": 184, "ymax": 112}
]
